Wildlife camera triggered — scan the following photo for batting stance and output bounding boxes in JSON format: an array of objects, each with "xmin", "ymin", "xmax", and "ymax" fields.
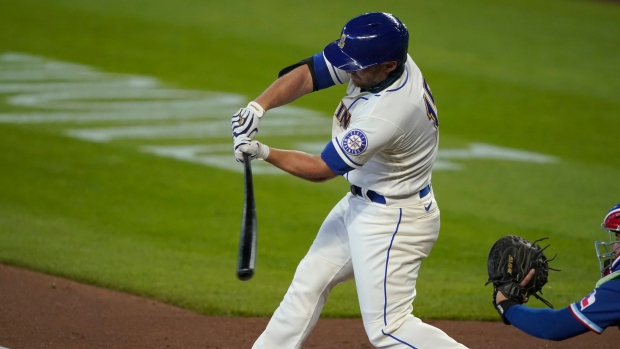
[
  {"xmin": 231, "ymin": 12, "xmax": 467, "ymax": 349},
  {"xmin": 493, "ymin": 203, "xmax": 620, "ymax": 340}
]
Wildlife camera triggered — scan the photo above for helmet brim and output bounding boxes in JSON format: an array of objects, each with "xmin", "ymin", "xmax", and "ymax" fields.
[{"xmin": 323, "ymin": 40, "xmax": 367, "ymax": 72}]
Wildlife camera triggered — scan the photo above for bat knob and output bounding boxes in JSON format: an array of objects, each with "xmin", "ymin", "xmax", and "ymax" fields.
[{"xmin": 237, "ymin": 269, "xmax": 254, "ymax": 281}]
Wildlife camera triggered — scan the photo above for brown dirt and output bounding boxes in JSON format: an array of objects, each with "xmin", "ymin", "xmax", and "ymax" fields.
[{"xmin": 0, "ymin": 264, "xmax": 617, "ymax": 349}]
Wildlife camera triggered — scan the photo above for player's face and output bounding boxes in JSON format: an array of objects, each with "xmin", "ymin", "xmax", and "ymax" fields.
[{"xmin": 348, "ymin": 61, "xmax": 398, "ymax": 89}]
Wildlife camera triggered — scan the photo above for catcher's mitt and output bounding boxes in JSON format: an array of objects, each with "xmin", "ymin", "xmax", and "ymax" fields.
[{"xmin": 485, "ymin": 235, "xmax": 559, "ymax": 324}]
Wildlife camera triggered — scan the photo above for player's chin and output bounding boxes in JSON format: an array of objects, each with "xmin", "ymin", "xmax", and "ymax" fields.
[
  {"xmin": 351, "ymin": 80, "xmax": 370, "ymax": 89},
  {"xmin": 348, "ymin": 75, "xmax": 363, "ymax": 87}
]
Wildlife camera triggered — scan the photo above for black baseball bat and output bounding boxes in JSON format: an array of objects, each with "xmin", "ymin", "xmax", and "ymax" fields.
[{"xmin": 237, "ymin": 153, "xmax": 257, "ymax": 281}]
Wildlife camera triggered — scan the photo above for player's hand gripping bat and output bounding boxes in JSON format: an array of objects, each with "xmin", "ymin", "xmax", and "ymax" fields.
[{"xmin": 237, "ymin": 153, "xmax": 257, "ymax": 281}]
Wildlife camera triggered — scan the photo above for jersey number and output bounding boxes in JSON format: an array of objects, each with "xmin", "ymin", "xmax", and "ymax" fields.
[{"xmin": 423, "ymin": 78, "xmax": 439, "ymax": 128}]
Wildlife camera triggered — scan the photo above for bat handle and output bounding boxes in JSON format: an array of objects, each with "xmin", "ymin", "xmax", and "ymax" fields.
[{"xmin": 237, "ymin": 268, "xmax": 254, "ymax": 281}]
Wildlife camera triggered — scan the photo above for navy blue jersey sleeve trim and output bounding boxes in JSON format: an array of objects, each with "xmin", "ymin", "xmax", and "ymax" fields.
[
  {"xmin": 321, "ymin": 140, "xmax": 353, "ymax": 175},
  {"xmin": 505, "ymin": 305, "xmax": 589, "ymax": 340}
]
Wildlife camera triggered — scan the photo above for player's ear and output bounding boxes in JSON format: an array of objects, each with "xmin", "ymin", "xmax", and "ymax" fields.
[{"xmin": 384, "ymin": 61, "xmax": 399, "ymax": 74}]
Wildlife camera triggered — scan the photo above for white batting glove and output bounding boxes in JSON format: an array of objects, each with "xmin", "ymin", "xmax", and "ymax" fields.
[
  {"xmin": 233, "ymin": 135, "xmax": 270, "ymax": 163},
  {"xmin": 231, "ymin": 101, "xmax": 264, "ymax": 139}
]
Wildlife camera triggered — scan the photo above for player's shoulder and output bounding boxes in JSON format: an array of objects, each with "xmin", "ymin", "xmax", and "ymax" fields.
[
  {"xmin": 389, "ymin": 56, "xmax": 425, "ymax": 98},
  {"xmin": 599, "ymin": 276, "xmax": 620, "ymax": 291},
  {"xmin": 404, "ymin": 54, "xmax": 425, "ymax": 81},
  {"xmin": 374, "ymin": 61, "xmax": 425, "ymax": 113},
  {"xmin": 596, "ymin": 270, "xmax": 620, "ymax": 288},
  {"xmin": 586, "ymin": 277, "xmax": 620, "ymax": 306},
  {"xmin": 351, "ymin": 56, "xmax": 428, "ymax": 122}
]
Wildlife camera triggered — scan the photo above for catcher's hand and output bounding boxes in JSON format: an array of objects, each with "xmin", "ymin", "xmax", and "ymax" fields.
[
  {"xmin": 231, "ymin": 101, "xmax": 264, "ymax": 139},
  {"xmin": 496, "ymin": 269, "xmax": 535, "ymax": 303},
  {"xmin": 485, "ymin": 235, "xmax": 558, "ymax": 325}
]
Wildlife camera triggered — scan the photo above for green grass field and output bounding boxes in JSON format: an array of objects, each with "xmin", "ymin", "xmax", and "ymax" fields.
[{"xmin": 0, "ymin": 0, "xmax": 619, "ymax": 321}]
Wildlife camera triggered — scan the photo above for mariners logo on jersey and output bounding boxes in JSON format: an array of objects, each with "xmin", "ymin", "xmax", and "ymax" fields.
[
  {"xmin": 335, "ymin": 101, "xmax": 352, "ymax": 129},
  {"xmin": 342, "ymin": 129, "xmax": 368, "ymax": 155}
]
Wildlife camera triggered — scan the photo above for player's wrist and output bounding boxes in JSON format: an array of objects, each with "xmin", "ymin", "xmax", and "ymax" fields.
[
  {"xmin": 257, "ymin": 142, "xmax": 270, "ymax": 160},
  {"xmin": 495, "ymin": 299, "xmax": 520, "ymax": 325},
  {"xmin": 247, "ymin": 101, "xmax": 265, "ymax": 118}
]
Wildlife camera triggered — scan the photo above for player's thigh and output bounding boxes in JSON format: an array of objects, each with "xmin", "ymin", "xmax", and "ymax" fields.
[
  {"xmin": 307, "ymin": 195, "xmax": 352, "ymax": 267},
  {"xmin": 280, "ymin": 196, "xmax": 354, "ymax": 309},
  {"xmin": 346, "ymin": 198, "xmax": 440, "ymax": 321},
  {"xmin": 384, "ymin": 203, "xmax": 440, "ymax": 306}
]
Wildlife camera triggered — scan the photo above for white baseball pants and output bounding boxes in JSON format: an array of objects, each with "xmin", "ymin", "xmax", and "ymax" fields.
[{"xmin": 252, "ymin": 192, "xmax": 468, "ymax": 349}]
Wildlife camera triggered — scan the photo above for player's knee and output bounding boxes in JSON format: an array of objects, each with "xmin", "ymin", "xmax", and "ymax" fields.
[
  {"xmin": 366, "ymin": 330, "xmax": 397, "ymax": 348},
  {"xmin": 281, "ymin": 254, "xmax": 349, "ymax": 314},
  {"xmin": 364, "ymin": 319, "xmax": 404, "ymax": 348}
]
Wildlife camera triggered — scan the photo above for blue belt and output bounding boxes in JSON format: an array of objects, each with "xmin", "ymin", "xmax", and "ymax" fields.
[{"xmin": 350, "ymin": 184, "xmax": 431, "ymax": 204}]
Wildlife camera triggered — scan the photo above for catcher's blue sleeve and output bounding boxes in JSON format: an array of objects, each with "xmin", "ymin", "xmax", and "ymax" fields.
[{"xmin": 505, "ymin": 305, "xmax": 588, "ymax": 340}]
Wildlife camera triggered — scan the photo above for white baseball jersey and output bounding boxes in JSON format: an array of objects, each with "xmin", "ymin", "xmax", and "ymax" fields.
[
  {"xmin": 317, "ymin": 53, "xmax": 439, "ymax": 203},
  {"xmin": 253, "ymin": 53, "xmax": 467, "ymax": 349}
]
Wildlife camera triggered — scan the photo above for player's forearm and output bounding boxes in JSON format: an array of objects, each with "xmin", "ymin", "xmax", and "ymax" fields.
[
  {"xmin": 265, "ymin": 148, "xmax": 337, "ymax": 183},
  {"xmin": 255, "ymin": 64, "xmax": 314, "ymax": 111},
  {"xmin": 505, "ymin": 305, "xmax": 588, "ymax": 340}
]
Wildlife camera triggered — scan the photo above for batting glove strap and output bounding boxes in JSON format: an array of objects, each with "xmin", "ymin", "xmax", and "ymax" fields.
[
  {"xmin": 246, "ymin": 101, "xmax": 265, "ymax": 118},
  {"xmin": 255, "ymin": 142, "xmax": 270, "ymax": 160},
  {"xmin": 494, "ymin": 299, "xmax": 520, "ymax": 325}
]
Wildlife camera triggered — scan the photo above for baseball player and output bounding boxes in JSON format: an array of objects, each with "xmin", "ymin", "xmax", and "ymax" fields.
[
  {"xmin": 231, "ymin": 12, "xmax": 467, "ymax": 349},
  {"xmin": 495, "ymin": 203, "xmax": 620, "ymax": 339}
]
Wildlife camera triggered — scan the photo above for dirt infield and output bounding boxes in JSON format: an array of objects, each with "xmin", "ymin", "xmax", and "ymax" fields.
[{"xmin": 0, "ymin": 264, "xmax": 617, "ymax": 349}]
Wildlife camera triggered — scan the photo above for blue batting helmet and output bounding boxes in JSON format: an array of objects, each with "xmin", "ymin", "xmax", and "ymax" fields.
[{"xmin": 323, "ymin": 12, "xmax": 409, "ymax": 71}]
